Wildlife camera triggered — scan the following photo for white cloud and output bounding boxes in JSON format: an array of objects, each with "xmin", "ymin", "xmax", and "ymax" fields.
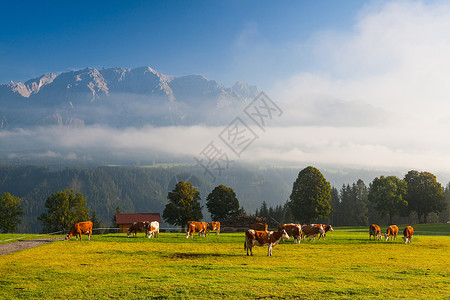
[
  {"xmin": 266, "ymin": 1, "xmax": 450, "ymax": 174},
  {"xmin": 1, "ymin": 121, "xmax": 449, "ymax": 174},
  {"xmin": 276, "ymin": 1, "xmax": 450, "ymax": 113}
]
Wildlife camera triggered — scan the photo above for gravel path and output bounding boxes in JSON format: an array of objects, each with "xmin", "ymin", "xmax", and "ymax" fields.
[{"xmin": 0, "ymin": 237, "xmax": 64, "ymax": 256}]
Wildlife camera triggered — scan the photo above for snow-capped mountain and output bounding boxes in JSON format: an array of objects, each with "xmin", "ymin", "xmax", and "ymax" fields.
[{"xmin": 0, "ymin": 66, "xmax": 259, "ymax": 128}]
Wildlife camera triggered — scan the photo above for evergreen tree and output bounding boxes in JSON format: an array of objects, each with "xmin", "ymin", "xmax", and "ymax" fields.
[
  {"xmin": 163, "ymin": 181, "xmax": 203, "ymax": 231},
  {"xmin": 282, "ymin": 201, "xmax": 293, "ymax": 224},
  {"xmin": 111, "ymin": 206, "xmax": 121, "ymax": 228},
  {"xmin": 289, "ymin": 166, "xmax": 331, "ymax": 224},
  {"xmin": 439, "ymin": 183, "xmax": 450, "ymax": 223},
  {"xmin": 0, "ymin": 192, "xmax": 24, "ymax": 233},
  {"xmin": 340, "ymin": 184, "xmax": 354, "ymax": 225},
  {"xmin": 328, "ymin": 186, "xmax": 340, "ymax": 226},
  {"xmin": 239, "ymin": 206, "xmax": 246, "ymax": 215},
  {"xmin": 353, "ymin": 180, "xmax": 369, "ymax": 226},
  {"xmin": 91, "ymin": 210, "xmax": 103, "ymax": 234},
  {"xmin": 259, "ymin": 201, "xmax": 269, "ymax": 218}
]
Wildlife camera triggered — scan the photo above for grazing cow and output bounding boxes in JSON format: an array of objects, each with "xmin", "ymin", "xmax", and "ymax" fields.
[
  {"xmin": 186, "ymin": 221, "xmax": 207, "ymax": 238},
  {"xmin": 252, "ymin": 223, "xmax": 268, "ymax": 231},
  {"xmin": 301, "ymin": 224, "xmax": 325, "ymax": 241},
  {"xmin": 384, "ymin": 225, "xmax": 399, "ymax": 241},
  {"xmin": 127, "ymin": 221, "xmax": 150, "ymax": 238},
  {"xmin": 369, "ymin": 224, "xmax": 382, "ymax": 240},
  {"xmin": 65, "ymin": 221, "xmax": 93, "ymax": 241},
  {"xmin": 147, "ymin": 221, "xmax": 159, "ymax": 238},
  {"xmin": 244, "ymin": 228, "xmax": 289, "ymax": 256},
  {"xmin": 278, "ymin": 224, "xmax": 302, "ymax": 244},
  {"xmin": 206, "ymin": 221, "xmax": 220, "ymax": 236},
  {"xmin": 315, "ymin": 224, "xmax": 334, "ymax": 240},
  {"xmin": 403, "ymin": 226, "xmax": 414, "ymax": 244}
]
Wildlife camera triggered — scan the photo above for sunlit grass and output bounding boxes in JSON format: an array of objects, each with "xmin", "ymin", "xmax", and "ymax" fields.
[{"xmin": 0, "ymin": 225, "xmax": 449, "ymax": 299}]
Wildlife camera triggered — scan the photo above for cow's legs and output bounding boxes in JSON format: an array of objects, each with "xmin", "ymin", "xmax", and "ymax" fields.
[{"xmin": 246, "ymin": 242, "xmax": 253, "ymax": 256}]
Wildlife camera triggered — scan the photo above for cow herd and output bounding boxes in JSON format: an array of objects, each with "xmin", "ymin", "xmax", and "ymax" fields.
[
  {"xmin": 126, "ymin": 221, "xmax": 160, "ymax": 238},
  {"xmin": 370, "ymin": 224, "xmax": 414, "ymax": 244},
  {"xmin": 245, "ymin": 223, "xmax": 333, "ymax": 256},
  {"xmin": 186, "ymin": 221, "xmax": 220, "ymax": 238},
  {"xmin": 63, "ymin": 220, "xmax": 416, "ymax": 257}
]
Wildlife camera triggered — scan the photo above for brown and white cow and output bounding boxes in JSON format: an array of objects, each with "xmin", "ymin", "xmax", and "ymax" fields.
[
  {"xmin": 251, "ymin": 222, "xmax": 268, "ymax": 231},
  {"xmin": 147, "ymin": 221, "xmax": 159, "ymax": 238},
  {"xmin": 65, "ymin": 221, "xmax": 93, "ymax": 241},
  {"xmin": 315, "ymin": 224, "xmax": 334, "ymax": 240},
  {"xmin": 402, "ymin": 226, "xmax": 414, "ymax": 244},
  {"xmin": 278, "ymin": 224, "xmax": 302, "ymax": 244},
  {"xmin": 369, "ymin": 224, "xmax": 382, "ymax": 240},
  {"xmin": 127, "ymin": 221, "xmax": 149, "ymax": 238},
  {"xmin": 206, "ymin": 221, "xmax": 220, "ymax": 236},
  {"xmin": 301, "ymin": 224, "xmax": 325, "ymax": 241},
  {"xmin": 384, "ymin": 225, "xmax": 399, "ymax": 241},
  {"xmin": 186, "ymin": 221, "xmax": 207, "ymax": 238},
  {"xmin": 244, "ymin": 227, "xmax": 289, "ymax": 256}
]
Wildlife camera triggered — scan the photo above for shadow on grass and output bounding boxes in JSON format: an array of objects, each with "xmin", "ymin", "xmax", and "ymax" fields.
[{"xmin": 164, "ymin": 252, "xmax": 242, "ymax": 259}]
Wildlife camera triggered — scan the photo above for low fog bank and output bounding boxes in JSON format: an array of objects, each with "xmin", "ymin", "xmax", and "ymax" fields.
[{"xmin": 1, "ymin": 124, "xmax": 450, "ymax": 186}]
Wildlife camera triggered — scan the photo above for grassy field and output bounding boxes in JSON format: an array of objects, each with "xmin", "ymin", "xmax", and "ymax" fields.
[{"xmin": 0, "ymin": 224, "xmax": 449, "ymax": 299}]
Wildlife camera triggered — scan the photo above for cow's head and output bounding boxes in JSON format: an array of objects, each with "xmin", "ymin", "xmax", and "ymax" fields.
[
  {"xmin": 64, "ymin": 233, "xmax": 72, "ymax": 241},
  {"xmin": 375, "ymin": 231, "xmax": 382, "ymax": 240},
  {"xmin": 281, "ymin": 229, "xmax": 289, "ymax": 240},
  {"xmin": 403, "ymin": 236, "xmax": 409, "ymax": 244},
  {"xmin": 384, "ymin": 234, "xmax": 389, "ymax": 241}
]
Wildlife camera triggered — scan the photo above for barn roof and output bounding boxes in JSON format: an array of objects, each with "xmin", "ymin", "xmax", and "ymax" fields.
[{"xmin": 115, "ymin": 213, "xmax": 161, "ymax": 224}]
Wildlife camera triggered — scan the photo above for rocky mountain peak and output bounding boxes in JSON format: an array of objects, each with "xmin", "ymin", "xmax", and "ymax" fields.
[{"xmin": 0, "ymin": 66, "xmax": 259, "ymax": 128}]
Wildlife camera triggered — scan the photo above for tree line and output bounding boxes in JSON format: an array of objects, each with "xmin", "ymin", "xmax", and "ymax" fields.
[
  {"xmin": 255, "ymin": 168, "xmax": 449, "ymax": 226},
  {"xmin": 0, "ymin": 165, "xmax": 448, "ymax": 233},
  {"xmin": 160, "ymin": 166, "xmax": 448, "ymax": 230}
]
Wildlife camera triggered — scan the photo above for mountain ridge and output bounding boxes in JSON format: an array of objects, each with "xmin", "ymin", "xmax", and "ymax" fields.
[{"xmin": 0, "ymin": 66, "xmax": 259, "ymax": 128}]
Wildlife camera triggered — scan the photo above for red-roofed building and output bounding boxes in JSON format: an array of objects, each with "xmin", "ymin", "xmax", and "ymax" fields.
[{"xmin": 115, "ymin": 213, "xmax": 162, "ymax": 233}]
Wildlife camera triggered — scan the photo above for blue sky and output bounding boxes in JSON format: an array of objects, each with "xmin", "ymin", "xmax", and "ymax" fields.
[
  {"xmin": 2, "ymin": 0, "xmax": 450, "ymax": 177},
  {"xmin": 1, "ymin": 0, "xmax": 366, "ymax": 89}
]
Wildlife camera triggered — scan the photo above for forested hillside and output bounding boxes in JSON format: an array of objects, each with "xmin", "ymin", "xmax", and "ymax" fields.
[
  {"xmin": 1, "ymin": 164, "xmax": 448, "ymax": 233},
  {"xmin": 0, "ymin": 165, "xmax": 298, "ymax": 233}
]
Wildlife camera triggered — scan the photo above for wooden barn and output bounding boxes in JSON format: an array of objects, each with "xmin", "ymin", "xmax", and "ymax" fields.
[{"xmin": 115, "ymin": 213, "xmax": 162, "ymax": 233}]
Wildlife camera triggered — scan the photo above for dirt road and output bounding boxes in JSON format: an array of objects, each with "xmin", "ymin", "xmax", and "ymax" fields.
[{"xmin": 0, "ymin": 237, "xmax": 64, "ymax": 256}]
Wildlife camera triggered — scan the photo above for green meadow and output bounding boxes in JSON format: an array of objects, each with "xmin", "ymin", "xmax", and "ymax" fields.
[{"xmin": 0, "ymin": 224, "xmax": 449, "ymax": 299}]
